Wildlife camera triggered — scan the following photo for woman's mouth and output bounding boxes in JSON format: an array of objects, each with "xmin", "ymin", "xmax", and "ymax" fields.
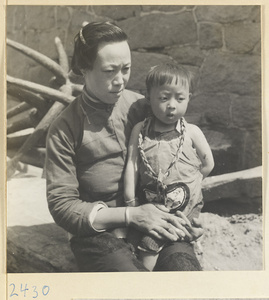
[{"xmin": 111, "ymin": 90, "xmax": 123, "ymax": 97}]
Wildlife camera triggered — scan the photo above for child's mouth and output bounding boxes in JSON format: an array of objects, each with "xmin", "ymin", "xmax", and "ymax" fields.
[{"xmin": 167, "ymin": 113, "xmax": 175, "ymax": 118}]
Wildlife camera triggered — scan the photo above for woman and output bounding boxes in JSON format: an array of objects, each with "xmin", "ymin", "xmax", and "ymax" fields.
[{"xmin": 46, "ymin": 21, "xmax": 203, "ymax": 272}]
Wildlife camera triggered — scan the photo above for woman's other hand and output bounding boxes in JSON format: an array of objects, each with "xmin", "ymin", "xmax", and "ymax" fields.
[{"xmin": 129, "ymin": 204, "xmax": 192, "ymax": 242}]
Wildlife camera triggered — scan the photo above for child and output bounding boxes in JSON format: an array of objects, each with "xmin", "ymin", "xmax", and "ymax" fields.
[{"xmin": 124, "ymin": 63, "xmax": 214, "ymax": 271}]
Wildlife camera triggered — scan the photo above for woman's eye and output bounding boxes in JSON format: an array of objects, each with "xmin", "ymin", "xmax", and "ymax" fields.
[
  {"xmin": 104, "ymin": 69, "xmax": 114, "ymax": 73},
  {"xmin": 122, "ymin": 67, "xmax": 131, "ymax": 74}
]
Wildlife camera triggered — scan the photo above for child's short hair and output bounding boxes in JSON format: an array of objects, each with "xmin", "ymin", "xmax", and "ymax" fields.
[{"xmin": 146, "ymin": 63, "xmax": 193, "ymax": 94}]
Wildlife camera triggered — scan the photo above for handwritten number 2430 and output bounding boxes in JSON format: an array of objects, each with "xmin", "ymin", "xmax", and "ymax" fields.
[{"xmin": 9, "ymin": 283, "xmax": 50, "ymax": 298}]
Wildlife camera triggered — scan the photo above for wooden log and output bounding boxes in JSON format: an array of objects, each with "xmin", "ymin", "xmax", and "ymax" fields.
[
  {"xmin": 55, "ymin": 37, "xmax": 69, "ymax": 73},
  {"xmin": 7, "ymin": 75, "xmax": 74, "ymax": 106},
  {"xmin": 7, "ymin": 84, "xmax": 51, "ymax": 112},
  {"xmin": 7, "ymin": 133, "xmax": 31, "ymax": 149},
  {"xmin": 202, "ymin": 166, "xmax": 262, "ymax": 190},
  {"xmin": 7, "ymin": 38, "xmax": 67, "ymax": 84},
  {"xmin": 7, "ymin": 101, "xmax": 67, "ymax": 179},
  {"xmin": 202, "ymin": 166, "xmax": 262, "ymax": 203},
  {"xmin": 68, "ymin": 70, "xmax": 84, "ymax": 84},
  {"xmin": 8, "ymin": 147, "xmax": 46, "ymax": 169},
  {"xmin": 7, "ymin": 102, "xmax": 31, "ymax": 118},
  {"xmin": 7, "ymin": 108, "xmax": 42, "ymax": 134},
  {"xmin": 20, "ymin": 148, "xmax": 46, "ymax": 169},
  {"xmin": 71, "ymin": 83, "xmax": 83, "ymax": 94}
]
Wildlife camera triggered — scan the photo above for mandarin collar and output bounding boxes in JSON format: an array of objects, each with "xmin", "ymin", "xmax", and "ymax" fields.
[{"xmin": 81, "ymin": 86, "xmax": 116, "ymax": 111}]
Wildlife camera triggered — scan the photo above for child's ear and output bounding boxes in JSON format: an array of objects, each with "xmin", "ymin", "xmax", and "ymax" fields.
[{"xmin": 189, "ymin": 93, "xmax": 192, "ymax": 99}]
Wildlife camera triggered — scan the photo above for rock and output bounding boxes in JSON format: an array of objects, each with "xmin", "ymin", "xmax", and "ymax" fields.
[
  {"xmin": 225, "ymin": 22, "xmax": 261, "ymax": 53},
  {"xmin": 119, "ymin": 12, "xmax": 197, "ymax": 50},
  {"xmin": 128, "ymin": 52, "xmax": 174, "ymax": 91},
  {"xmin": 195, "ymin": 6, "xmax": 259, "ymax": 23},
  {"xmin": 93, "ymin": 5, "xmax": 141, "ymax": 20},
  {"xmin": 199, "ymin": 23, "xmax": 223, "ymax": 50},
  {"xmin": 25, "ymin": 6, "xmax": 55, "ymax": 30},
  {"xmin": 141, "ymin": 6, "xmax": 189, "ymax": 13},
  {"xmin": 188, "ymin": 93, "xmax": 232, "ymax": 127},
  {"xmin": 197, "ymin": 53, "xmax": 261, "ymax": 96},
  {"xmin": 231, "ymin": 95, "xmax": 261, "ymax": 129},
  {"xmin": 241, "ymin": 130, "xmax": 262, "ymax": 169},
  {"xmin": 164, "ymin": 45, "xmax": 205, "ymax": 67},
  {"xmin": 7, "ymin": 224, "xmax": 78, "ymax": 273}
]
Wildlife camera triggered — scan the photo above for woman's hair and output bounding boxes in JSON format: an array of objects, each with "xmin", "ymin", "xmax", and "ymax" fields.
[
  {"xmin": 71, "ymin": 21, "xmax": 128, "ymax": 75},
  {"xmin": 145, "ymin": 63, "xmax": 193, "ymax": 94}
]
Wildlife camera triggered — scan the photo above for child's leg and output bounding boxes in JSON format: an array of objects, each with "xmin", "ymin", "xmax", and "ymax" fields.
[{"xmin": 139, "ymin": 251, "xmax": 159, "ymax": 271}]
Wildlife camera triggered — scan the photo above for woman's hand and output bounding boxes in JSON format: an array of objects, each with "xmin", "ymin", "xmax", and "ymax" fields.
[{"xmin": 128, "ymin": 204, "xmax": 192, "ymax": 242}]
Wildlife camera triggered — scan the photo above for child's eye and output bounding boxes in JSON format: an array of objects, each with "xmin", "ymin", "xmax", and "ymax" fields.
[
  {"xmin": 160, "ymin": 96, "xmax": 168, "ymax": 101},
  {"xmin": 177, "ymin": 97, "xmax": 185, "ymax": 102}
]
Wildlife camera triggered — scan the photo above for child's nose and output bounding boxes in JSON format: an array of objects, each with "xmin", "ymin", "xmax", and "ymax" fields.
[{"xmin": 168, "ymin": 99, "xmax": 177, "ymax": 109}]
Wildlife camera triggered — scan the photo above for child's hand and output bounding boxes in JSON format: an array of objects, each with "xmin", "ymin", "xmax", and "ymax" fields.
[
  {"xmin": 185, "ymin": 217, "xmax": 204, "ymax": 242},
  {"xmin": 174, "ymin": 212, "xmax": 204, "ymax": 242}
]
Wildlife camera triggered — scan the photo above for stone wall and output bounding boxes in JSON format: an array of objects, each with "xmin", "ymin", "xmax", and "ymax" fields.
[{"xmin": 6, "ymin": 5, "xmax": 262, "ymax": 175}]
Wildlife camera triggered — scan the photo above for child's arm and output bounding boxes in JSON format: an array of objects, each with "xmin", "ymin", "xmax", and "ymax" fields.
[
  {"xmin": 188, "ymin": 124, "xmax": 214, "ymax": 178},
  {"xmin": 124, "ymin": 122, "xmax": 144, "ymax": 207}
]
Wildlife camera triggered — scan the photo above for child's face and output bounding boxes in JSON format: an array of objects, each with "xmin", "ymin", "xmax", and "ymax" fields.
[{"xmin": 149, "ymin": 78, "xmax": 190, "ymax": 129}]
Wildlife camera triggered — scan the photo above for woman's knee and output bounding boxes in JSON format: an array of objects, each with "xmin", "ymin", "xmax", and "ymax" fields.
[{"xmin": 70, "ymin": 234, "xmax": 147, "ymax": 272}]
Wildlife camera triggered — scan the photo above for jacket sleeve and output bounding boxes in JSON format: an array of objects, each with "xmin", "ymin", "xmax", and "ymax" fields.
[{"xmin": 45, "ymin": 108, "xmax": 106, "ymax": 237}]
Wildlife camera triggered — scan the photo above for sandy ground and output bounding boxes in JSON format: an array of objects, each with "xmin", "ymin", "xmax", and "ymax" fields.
[
  {"xmin": 196, "ymin": 213, "xmax": 263, "ymax": 270},
  {"xmin": 6, "ymin": 165, "xmax": 263, "ymax": 272}
]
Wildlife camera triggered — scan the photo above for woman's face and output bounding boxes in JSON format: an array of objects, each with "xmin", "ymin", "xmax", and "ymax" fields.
[{"xmin": 82, "ymin": 41, "xmax": 131, "ymax": 104}]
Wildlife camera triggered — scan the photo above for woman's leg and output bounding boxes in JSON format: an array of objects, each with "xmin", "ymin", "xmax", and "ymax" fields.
[
  {"xmin": 70, "ymin": 232, "xmax": 147, "ymax": 272},
  {"xmin": 154, "ymin": 241, "xmax": 202, "ymax": 271}
]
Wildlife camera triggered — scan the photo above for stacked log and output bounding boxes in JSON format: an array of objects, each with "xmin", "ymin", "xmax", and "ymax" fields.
[{"xmin": 6, "ymin": 37, "xmax": 82, "ymax": 179}]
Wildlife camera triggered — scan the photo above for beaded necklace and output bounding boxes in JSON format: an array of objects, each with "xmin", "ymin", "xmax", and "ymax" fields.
[{"xmin": 138, "ymin": 117, "xmax": 186, "ymax": 202}]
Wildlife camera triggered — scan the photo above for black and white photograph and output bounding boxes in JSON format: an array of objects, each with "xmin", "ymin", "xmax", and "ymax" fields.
[
  {"xmin": 2, "ymin": 2, "xmax": 268, "ymax": 300},
  {"xmin": 6, "ymin": 4, "xmax": 263, "ymax": 273}
]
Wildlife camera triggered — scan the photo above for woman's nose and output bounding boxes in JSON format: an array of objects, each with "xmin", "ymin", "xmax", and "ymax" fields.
[{"xmin": 113, "ymin": 72, "xmax": 124, "ymax": 85}]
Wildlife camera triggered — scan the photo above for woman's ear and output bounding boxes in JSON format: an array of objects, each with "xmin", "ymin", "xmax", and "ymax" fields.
[
  {"xmin": 80, "ymin": 69, "xmax": 86, "ymax": 77},
  {"xmin": 145, "ymin": 91, "xmax": 150, "ymax": 102}
]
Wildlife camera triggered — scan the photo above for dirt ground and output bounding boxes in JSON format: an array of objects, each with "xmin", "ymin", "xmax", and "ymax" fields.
[{"xmin": 196, "ymin": 212, "xmax": 263, "ymax": 271}]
